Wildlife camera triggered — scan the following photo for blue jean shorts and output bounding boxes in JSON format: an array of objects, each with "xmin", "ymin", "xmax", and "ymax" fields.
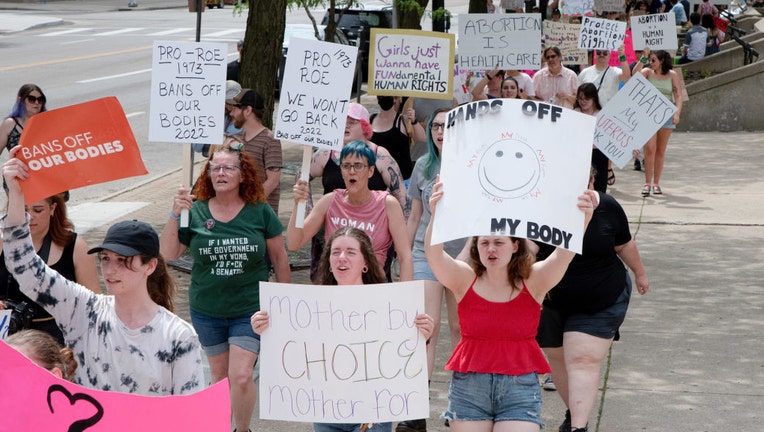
[
  {"xmin": 661, "ymin": 115, "xmax": 676, "ymax": 129},
  {"xmin": 313, "ymin": 422, "xmax": 392, "ymax": 432},
  {"xmin": 413, "ymin": 259, "xmax": 437, "ymax": 281},
  {"xmin": 190, "ymin": 309, "xmax": 261, "ymax": 357},
  {"xmin": 442, "ymin": 371, "xmax": 543, "ymax": 427}
]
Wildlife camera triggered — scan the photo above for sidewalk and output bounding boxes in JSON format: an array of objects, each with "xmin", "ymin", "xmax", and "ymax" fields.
[{"xmin": 73, "ymin": 129, "xmax": 764, "ymax": 431}]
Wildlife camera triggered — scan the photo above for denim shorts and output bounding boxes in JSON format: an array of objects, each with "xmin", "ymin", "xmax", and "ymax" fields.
[
  {"xmin": 442, "ymin": 371, "xmax": 543, "ymax": 426},
  {"xmin": 413, "ymin": 259, "xmax": 437, "ymax": 281},
  {"xmin": 190, "ymin": 309, "xmax": 261, "ymax": 357},
  {"xmin": 313, "ymin": 422, "xmax": 392, "ymax": 432},
  {"xmin": 661, "ymin": 116, "xmax": 676, "ymax": 129}
]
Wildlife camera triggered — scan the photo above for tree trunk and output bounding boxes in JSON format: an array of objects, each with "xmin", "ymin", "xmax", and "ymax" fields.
[
  {"xmin": 396, "ymin": 0, "xmax": 430, "ymax": 29},
  {"xmin": 469, "ymin": 0, "xmax": 486, "ymax": 13},
  {"xmin": 241, "ymin": 0, "xmax": 287, "ymax": 129}
]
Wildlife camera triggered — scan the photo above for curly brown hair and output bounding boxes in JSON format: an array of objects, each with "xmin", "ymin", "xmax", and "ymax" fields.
[
  {"xmin": 7, "ymin": 329, "xmax": 78, "ymax": 381},
  {"xmin": 469, "ymin": 236, "xmax": 534, "ymax": 289},
  {"xmin": 192, "ymin": 135, "xmax": 266, "ymax": 204},
  {"xmin": 316, "ymin": 227, "xmax": 386, "ymax": 285}
]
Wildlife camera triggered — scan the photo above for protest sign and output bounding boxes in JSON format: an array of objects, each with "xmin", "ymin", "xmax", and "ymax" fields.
[
  {"xmin": 560, "ymin": 0, "xmax": 595, "ymax": 17},
  {"xmin": 431, "ymin": 99, "xmax": 594, "ymax": 254},
  {"xmin": 17, "ymin": 97, "xmax": 148, "ymax": 203},
  {"xmin": 593, "ymin": 74, "xmax": 677, "ymax": 168},
  {"xmin": 368, "ymin": 29, "xmax": 454, "ymax": 100},
  {"xmin": 457, "ymin": 14, "xmax": 542, "ymax": 71},
  {"xmin": 0, "ymin": 341, "xmax": 231, "ymax": 430},
  {"xmin": 631, "ymin": 13, "xmax": 678, "ymax": 50},
  {"xmin": 258, "ymin": 281, "xmax": 429, "ymax": 424},
  {"xmin": 0, "ymin": 310, "xmax": 10, "ymax": 340},
  {"xmin": 578, "ymin": 16, "xmax": 627, "ymax": 51},
  {"xmin": 274, "ymin": 37, "xmax": 358, "ymax": 151},
  {"xmin": 542, "ymin": 21, "xmax": 588, "ymax": 65},
  {"xmin": 149, "ymin": 41, "xmax": 226, "ymax": 144},
  {"xmin": 453, "ymin": 64, "xmax": 472, "ymax": 105},
  {"xmin": 594, "ymin": 0, "xmax": 625, "ymax": 12}
]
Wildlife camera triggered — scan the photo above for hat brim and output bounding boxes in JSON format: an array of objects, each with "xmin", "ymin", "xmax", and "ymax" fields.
[
  {"xmin": 87, "ymin": 243, "xmax": 143, "ymax": 257},
  {"xmin": 225, "ymin": 98, "xmax": 240, "ymax": 106}
]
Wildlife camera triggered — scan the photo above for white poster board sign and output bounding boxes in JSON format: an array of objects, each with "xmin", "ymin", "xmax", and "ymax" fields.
[
  {"xmin": 578, "ymin": 17, "xmax": 627, "ymax": 51},
  {"xmin": 595, "ymin": 0, "xmax": 626, "ymax": 12},
  {"xmin": 368, "ymin": 29, "xmax": 455, "ymax": 100},
  {"xmin": 594, "ymin": 74, "xmax": 677, "ymax": 168},
  {"xmin": 274, "ymin": 37, "xmax": 358, "ymax": 151},
  {"xmin": 432, "ymin": 99, "xmax": 594, "ymax": 254},
  {"xmin": 560, "ymin": 0, "xmax": 595, "ymax": 17},
  {"xmin": 457, "ymin": 14, "xmax": 542, "ymax": 71},
  {"xmin": 542, "ymin": 21, "xmax": 588, "ymax": 65},
  {"xmin": 453, "ymin": 64, "xmax": 472, "ymax": 105},
  {"xmin": 258, "ymin": 281, "xmax": 429, "ymax": 424},
  {"xmin": 630, "ymin": 13, "xmax": 678, "ymax": 51},
  {"xmin": 149, "ymin": 41, "xmax": 226, "ymax": 144},
  {"xmin": 0, "ymin": 310, "xmax": 11, "ymax": 340}
]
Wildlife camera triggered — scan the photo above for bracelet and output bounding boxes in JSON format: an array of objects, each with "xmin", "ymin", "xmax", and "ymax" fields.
[
  {"xmin": 485, "ymin": 73, "xmax": 492, "ymax": 80},
  {"xmin": 411, "ymin": 118, "xmax": 418, "ymax": 125},
  {"xmin": 168, "ymin": 210, "xmax": 180, "ymax": 221},
  {"xmin": 639, "ymin": 56, "xmax": 648, "ymax": 63},
  {"xmin": 619, "ymin": 54, "xmax": 627, "ymax": 62}
]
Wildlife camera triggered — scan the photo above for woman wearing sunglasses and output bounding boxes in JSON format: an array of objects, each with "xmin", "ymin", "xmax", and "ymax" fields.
[
  {"xmin": 0, "ymin": 84, "xmax": 47, "ymax": 155},
  {"xmin": 161, "ymin": 135, "xmax": 291, "ymax": 432}
]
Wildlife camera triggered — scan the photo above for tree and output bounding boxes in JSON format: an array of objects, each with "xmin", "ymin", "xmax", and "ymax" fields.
[
  {"xmin": 290, "ymin": 0, "xmax": 359, "ymax": 43},
  {"xmin": 469, "ymin": 0, "xmax": 486, "ymax": 13},
  {"xmin": 239, "ymin": 0, "xmax": 287, "ymax": 129}
]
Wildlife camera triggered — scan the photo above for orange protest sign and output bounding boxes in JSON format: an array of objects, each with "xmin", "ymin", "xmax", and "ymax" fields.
[{"xmin": 17, "ymin": 97, "xmax": 148, "ymax": 203}]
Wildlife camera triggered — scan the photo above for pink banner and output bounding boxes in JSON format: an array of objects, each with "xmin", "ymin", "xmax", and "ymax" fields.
[{"xmin": 0, "ymin": 341, "xmax": 230, "ymax": 431}]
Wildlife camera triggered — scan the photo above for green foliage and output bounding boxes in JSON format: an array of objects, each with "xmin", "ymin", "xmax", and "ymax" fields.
[
  {"xmin": 231, "ymin": 0, "xmax": 247, "ymax": 16},
  {"xmin": 396, "ymin": 0, "xmax": 426, "ymax": 18}
]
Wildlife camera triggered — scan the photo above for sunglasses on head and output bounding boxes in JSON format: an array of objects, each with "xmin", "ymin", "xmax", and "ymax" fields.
[{"xmin": 26, "ymin": 95, "xmax": 45, "ymax": 104}]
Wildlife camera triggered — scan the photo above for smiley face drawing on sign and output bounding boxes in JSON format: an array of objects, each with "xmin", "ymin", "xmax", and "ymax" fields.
[{"xmin": 478, "ymin": 138, "xmax": 543, "ymax": 199}]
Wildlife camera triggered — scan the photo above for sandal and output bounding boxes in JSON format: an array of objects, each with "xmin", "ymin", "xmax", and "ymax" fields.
[
  {"xmin": 653, "ymin": 185, "xmax": 663, "ymax": 195},
  {"xmin": 641, "ymin": 184, "xmax": 651, "ymax": 197},
  {"xmin": 607, "ymin": 169, "xmax": 616, "ymax": 185}
]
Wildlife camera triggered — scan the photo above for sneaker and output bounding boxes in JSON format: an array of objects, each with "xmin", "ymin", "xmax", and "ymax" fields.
[
  {"xmin": 633, "ymin": 159, "xmax": 642, "ymax": 171},
  {"xmin": 395, "ymin": 419, "xmax": 426, "ymax": 432},
  {"xmin": 543, "ymin": 375, "xmax": 557, "ymax": 391},
  {"xmin": 559, "ymin": 409, "xmax": 571, "ymax": 432}
]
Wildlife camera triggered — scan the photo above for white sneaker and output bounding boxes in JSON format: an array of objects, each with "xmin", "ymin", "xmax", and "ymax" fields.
[{"xmin": 543, "ymin": 375, "xmax": 557, "ymax": 391}]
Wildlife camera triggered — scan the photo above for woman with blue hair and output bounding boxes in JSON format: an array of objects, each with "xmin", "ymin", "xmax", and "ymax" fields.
[
  {"xmin": 287, "ymin": 140, "xmax": 413, "ymax": 282},
  {"xmin": 0, "ymin": 84, "xmax": 48, "ymax": 154}
]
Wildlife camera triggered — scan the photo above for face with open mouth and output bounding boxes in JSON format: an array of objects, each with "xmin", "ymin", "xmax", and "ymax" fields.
[
  {"xmin": 476, "ymin": 236, "xmax": 518, "ymax": 269},
  {"xmin": 208, "ymin": 151, "xmax": 242, "ymax": 194},
  {"xmin": 329, "ymin": 235, "xmax": 367, "ymax": 285},
  {"xmin": 339, "ymin": 154, "xmax": 373, "ymax": 192}
]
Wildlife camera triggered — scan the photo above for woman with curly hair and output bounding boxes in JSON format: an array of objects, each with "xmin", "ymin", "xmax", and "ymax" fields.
[{"xmin": 161, "ymin": 135, "xmax": 291, "ymax": 432}]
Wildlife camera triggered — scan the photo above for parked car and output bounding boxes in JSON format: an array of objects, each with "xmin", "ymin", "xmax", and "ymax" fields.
[
  {"xmin": 277, "ymin": 24, "xmax": 354, "ymax": 95},
  {"xmin": 205, "ymin": 0, "xmax": 237, "ymax": 8},
  {"xmin": 321, "ymin": 5, "xmax": 394, "ymax": 81}
]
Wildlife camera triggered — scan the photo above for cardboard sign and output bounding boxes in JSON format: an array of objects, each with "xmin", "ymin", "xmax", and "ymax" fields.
[
  {"xmin": 542, "ymin": 21, "xmax": 588, "ymax": 65},
  {"xmin": 594, "ymin": 0, "xmax": 626, "ymax": 12},
  {"xmin": 453, "ymin": 64, "xmax": 472, "ymax": 105},
  {"xmin": 274, "ymin": 37, "xmax": 358, "ymax": 151},
  {"xmin": 0, "ymin": 341, "xmax": 231, "ymax": 430},
  {"xmin": 631, "ymin": 13, "xmax": 678, "ymax": 50},
  {"xmin": 457, "ymin": 13, "xmax": 542, "ymax": 71},
  {"xmin": 0, "ymin": 310, "xmax": 10, "ymax": 340},
  {"xmin": 578, "ymin": 17, "xmax": 627, "ymax": 51},
  {"xmin": 149, "ymin": 41, "xmax": 227, "ymax": 144},
  {"xmin": 560, "ymin": 0, "xmax": 595, "ymax": 17},
  {"xmin": 368, "ymin": 29, "xmax": 455, "ymax": 100},
  {"xmin": 431, "ymin": 99, "xmax": 595, "ymax": 254},
  {"xmin": 593, "ymin": 74, "xmax": 677, "ymax": 168},
  {"xmin": 17, "ymin": 97, "xmax": 148, "ymax": 204},
  {"xmin": 258, "ymin": 281, "xmax": 429, "ymax": 424}
]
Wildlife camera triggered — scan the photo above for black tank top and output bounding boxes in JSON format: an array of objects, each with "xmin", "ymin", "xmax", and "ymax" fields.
[
  {"xmin": 0, "ymin": 233, "xmax": 78, "ymax": 321},
  {"xmin": 6, "ymin": 118, "xmax": 23, "ymax": 151},
  {"xmin": 322, "ymin": 149, "xmax": 388, "ymax": 194},
  {"xmin": 370, "ymin": 113, "xmax": 413, "ymax": 179}
]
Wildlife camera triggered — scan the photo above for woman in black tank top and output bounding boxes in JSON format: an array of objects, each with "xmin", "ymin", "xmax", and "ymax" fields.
[{"xmin": 1, "ymin": 84, "xmax": 48, "ymax": 155}]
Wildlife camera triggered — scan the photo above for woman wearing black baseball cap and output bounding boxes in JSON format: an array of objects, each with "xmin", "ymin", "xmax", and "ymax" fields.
[{"xmin": 1, "ymin": 147, "xmax": 204, "ymax": 396}]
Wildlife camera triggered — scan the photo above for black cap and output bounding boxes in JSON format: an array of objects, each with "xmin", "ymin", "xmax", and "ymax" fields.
[
  {"xmin": 88, "ymin": 220, "xmax": 160, "ymax": 258},
  {"xmin": 225, "ymin": 89, "xmax": 264, "ymax": 110}
]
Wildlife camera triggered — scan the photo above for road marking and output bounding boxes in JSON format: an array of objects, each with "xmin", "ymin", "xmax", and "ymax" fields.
[
  {"xmin": 203, "ymin": 29, "xmax": 243, "ymax": 37},
  {"xmin": 61, "ymin": 38, "xmax": 96, "ymax": 45},
  {"xmin": 39, "ymin": 28, "xmax": 94, "ymax": 36},
  {"xmin": 0, "ymin": 46, "xmax": 151, "ymax": 72},
  {"xmin": 69, "ymin": 202, "xmax": 150, "ymax": 234},
  {"xmin": 149, "ymin": 28, "xmax": 193, "ymax": 36},
  {"xmin": 76, "ymin": 68, "xmax": 152, "ymax": 84},
  {"xmin": 94, "ymin": 28, "xmax": 145, "ymax": 36}
]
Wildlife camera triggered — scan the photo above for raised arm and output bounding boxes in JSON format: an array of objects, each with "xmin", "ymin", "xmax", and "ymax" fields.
[
  {"xmin": 159, "ymin": 186, "xmax": 192, "ymax": 260},
  {"xmin": 618, "ymin": 45, "xmax": 632, "ymax": 82},
  {"xmin": 385, "ymin": 195, "xmax": 413, "ymax": 281},
  {"xmin": 286, "ymin": 181, "xmax": 331, "ymax": 251}
]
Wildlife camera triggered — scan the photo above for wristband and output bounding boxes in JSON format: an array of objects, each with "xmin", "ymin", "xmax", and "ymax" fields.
[
  {"xmin": 619, "ymin": 54, "xmax": 627, "ymax": 62},
  {"xmin": 169, "ymin": 210, "xmax": 180, "ymax": 221},
  {"xmin": 639, "ymin": 56, "xmax": 648, "ymax": 63},
  {"xmin": 485, "ymin": 73, "xmax": 492, "ymax": 80},
  {"xmin": 411, "ymin": 118, "xmax": 418, "ymax": 125}
]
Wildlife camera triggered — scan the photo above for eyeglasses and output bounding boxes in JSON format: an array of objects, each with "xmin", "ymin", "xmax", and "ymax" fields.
[
  {"xmin": 545, "ymin": 54, "xmax": 558, "ymax": 60},
  {"xmin": 431, "ymin": 122, "xmax": 445, "ymax": 131},
  {"xmin": 346, "ymin": 119, "xmax": 360, "ymax": 127},
  {"xmin": 26, "ymin": 95, "xmax": 45, "ymax": 104},
  {"xmin": 208, "ymin": 163, "xmax": 241, "ymax": 174},
  {"xmin": 340, "ymin": 162, "xmax": 368, "ymax": 172},
  {"xmin": 649, "ymin": 58, "xmax": 658, "ymax": 63}
]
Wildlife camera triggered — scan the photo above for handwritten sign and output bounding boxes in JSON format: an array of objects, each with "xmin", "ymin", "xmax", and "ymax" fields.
[
  {"xmin": 457, "ymin": 14, "xmax": 542, "ymax": 71},
  {"xmin": 631, "ymin": 13, "xmax": 678, "ymax": 50},
  {"xmin": 149, "ymin": 41, "xmax": 226, "ymax": 144},
  {"xmin": 0, "ymin": 310, "xmax": 10, "ymax": 340},
  {"xmin": 368, "ymin": 29, "xmax": 454, "ymax": 100},
  {"xmin": 274, "ymin": 37, "xmax": 358, "ymax": 151},
  {"xmin": 578, "ymin": 17, "xmax": 627, "ymax": 51},
  {"xmin": 431, "ymin": 99, "xmax": 595, "ymax": 253},
  {"xmin": 560, "ymin": 0, "xmax": 595, "ymax": 17},
  {"xmin": 0, "ymin": 341, "xmax": 231, "ymax": 430},
  {"xmin": 594, "ymin": 0, "xmax": 625, "ymax": 12},
  {"xmin": 453, "ymin": 64, "xmax": 472, "ymax": 105},
  {"xmin": 542, "ymin": 21, "xmax": 588, "ymax": 65},
  {"xmin": 258, "ymin": 281, "xmax": 429, "ymax": 423},
  {"xmin": 593, "ymin": 74, "xmax": 677, "ymax": 168},
  {"xmin": 17, "ymin": 97, "xmax": 148, "ymax": 203}
]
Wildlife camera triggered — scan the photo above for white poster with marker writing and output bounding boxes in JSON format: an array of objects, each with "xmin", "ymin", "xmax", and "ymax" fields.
[
  {"xmin": 578, "ymin": 17, "xmax": 627, "ymax": 51},
  {"xmin": 149, "ymin": 41, "xmax": 227, "ymax": 144},
  {"xmin": 630, "ymin": 13, "xmax": 677, "ymax": 50},
  {"xmin": 431, "ymin": 99, "xmax": 595, "ymax": 254},
  {"xmin": 457, "ymin": 14, "xmax": 542, "ymax": 71},
  {"xmin": 258, "ymin": 281, "xmax": 428, "ymax": 423},
  {"xmin": 274, "ymin": 37, "xmax": 358, "ymax": 151},
  {"xmin": 594, "ymin": 74, "xmax": 677, "ymax": 168}
]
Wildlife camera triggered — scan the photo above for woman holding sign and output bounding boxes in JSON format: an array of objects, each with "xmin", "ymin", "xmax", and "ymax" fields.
[
  {"xmin": 424, "ymin": 180, "xmax": 596, "ymax": 432},
  {"xmin": 252, "ymin": 227, "xmax": 434, "ymax": 432},
  {"xmin": 633, "ymin": 48, "xmax": 683, "ymax": 196}
]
